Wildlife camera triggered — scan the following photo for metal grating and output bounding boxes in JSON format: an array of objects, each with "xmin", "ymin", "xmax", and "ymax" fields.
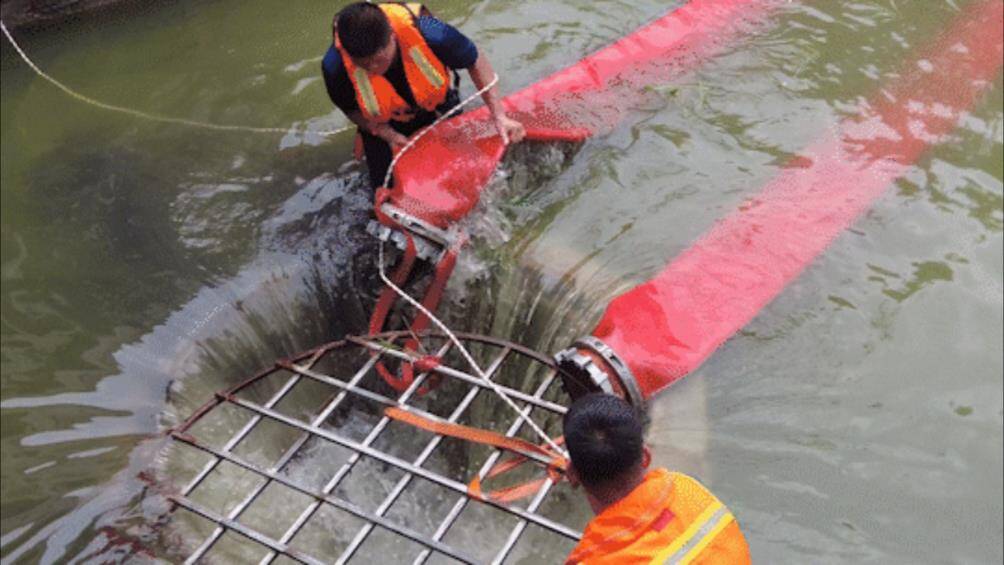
[{"xmin": 162, "ymin": 331, "xmax": 582, "ymax": 564}]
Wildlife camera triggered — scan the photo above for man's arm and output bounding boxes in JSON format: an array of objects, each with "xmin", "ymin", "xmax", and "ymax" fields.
[
  {"xmin": 346, "ymin": 110, "xmax": 409, "ymax": 150},
  {"xmin": 418, "ymin": 16, "xmax": 525, "ymax": 145},
  {"xmin": 467, "ymin": 53, "xmax": 526, "ymax": 145}
]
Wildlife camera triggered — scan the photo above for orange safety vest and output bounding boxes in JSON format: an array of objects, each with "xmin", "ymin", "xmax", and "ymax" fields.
[
  {"xmin": 336, "ymin": 2, "xmax": 451, "ymax": 123},
  {"xmin": 566, "ymin": 469, "xmax": 751, "ymax": 565}
]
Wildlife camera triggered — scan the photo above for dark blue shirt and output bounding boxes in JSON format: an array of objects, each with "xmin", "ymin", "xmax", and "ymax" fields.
[{"xmin": 322, "ymin": 15, "xmax": 478, "ymax": 116}]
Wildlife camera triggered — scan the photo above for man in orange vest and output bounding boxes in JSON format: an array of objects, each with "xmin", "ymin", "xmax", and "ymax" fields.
[
  {"xmin": 323, "ymin": 2, "xmax": 525, "ymax": 189},
  {"xmin": 563, "ymin": 393, "xmax": 751, "ymax": 564}
]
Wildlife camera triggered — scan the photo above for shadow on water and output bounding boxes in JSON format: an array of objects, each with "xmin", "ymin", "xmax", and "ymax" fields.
[
  {"xmin": 4, "ymin": 133, "xmax": 379, "ymax": 425},
  {"xmin": 0, "ymin": 128, "xmax": 394, "ymax": 561}
]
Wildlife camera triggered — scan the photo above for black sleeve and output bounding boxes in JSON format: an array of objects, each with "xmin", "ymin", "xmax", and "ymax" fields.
[
  {"xmin": 321, "ymin": 45, "xmax": 359, "ymax": 115},
  {"xmin": 418, "ymin": 16, "xmax": 479, "ymax": 69}
]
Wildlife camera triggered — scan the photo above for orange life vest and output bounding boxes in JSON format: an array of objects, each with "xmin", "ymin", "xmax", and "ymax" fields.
[
  {"xmin": 336, "ymin": 3, "xmax": 451, "ymax": 123},
  {"xmin": 566, "ymin": 469, "xmax": 751, "ymax": 565}
]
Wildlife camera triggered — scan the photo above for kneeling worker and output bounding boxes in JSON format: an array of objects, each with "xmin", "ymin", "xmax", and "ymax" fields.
[
  {"xmin": 563, "ymin": 393, "xmax": 751, "ymax": 564},
  {"xmin": 323, "ymin": 2, "xmax": 526, "ymax": 189}
]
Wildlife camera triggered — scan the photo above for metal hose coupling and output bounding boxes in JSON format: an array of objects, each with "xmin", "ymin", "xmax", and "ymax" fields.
[
  {"xmin": 553, "ymin": 336, "xmax": 647, "ymax": 415},
  {"xmin": 366, "ymin": 202, "xmax": 460, "ymax": 262}
]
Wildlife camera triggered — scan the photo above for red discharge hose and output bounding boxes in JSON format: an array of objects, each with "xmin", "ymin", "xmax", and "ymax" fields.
[
  {"xmin": 370, "ymin": 0, "xmax": 782, "ymax": 393},
  {"xmin": 587, "ymin": 0, "xmax": 1004, "ymax": 401}
]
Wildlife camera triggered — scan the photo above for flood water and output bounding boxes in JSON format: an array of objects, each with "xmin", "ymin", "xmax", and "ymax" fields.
[{"xmin": 2, "ymin": 0, "xmax": 1002, "ymax": 563}]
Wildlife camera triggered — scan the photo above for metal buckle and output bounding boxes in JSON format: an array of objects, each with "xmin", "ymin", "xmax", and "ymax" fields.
[
  {"xmin": 366, "ymin": 220, "xmax": 442, "ymax": 262},
  {"xmin": 366, "ymin": 203, "xmax": 460, "ymax": 263}
]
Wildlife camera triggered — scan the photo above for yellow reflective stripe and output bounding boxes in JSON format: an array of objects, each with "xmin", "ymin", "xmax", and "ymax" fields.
[
  {"xmin": 648, "ymin": 501, "xmax": 723, "ymax": 565},
  {"xmin": 678, "ymin": 511, "xmax": 735, "ymax": 565},
  {"xmin": 408, "ymin": 45, "xmax": 445, "ymax": 89},
  {"xmin": 353, "ymin": 68, "xmax": 381, "ymax": 117}
]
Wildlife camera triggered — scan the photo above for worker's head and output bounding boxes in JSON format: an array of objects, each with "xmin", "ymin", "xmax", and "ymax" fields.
[
  {"xmin": 563, "ymin": 393, "xmax": 651, "ymax": 507},
  {"xmin": 335, "ymin": 2, "xmax": 397, "ymax": 75}
]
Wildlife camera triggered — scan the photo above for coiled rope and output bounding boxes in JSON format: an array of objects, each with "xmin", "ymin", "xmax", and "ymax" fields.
[{"xmin": 0, "ymin": 20, "xmax": 352, "ymax": 137}]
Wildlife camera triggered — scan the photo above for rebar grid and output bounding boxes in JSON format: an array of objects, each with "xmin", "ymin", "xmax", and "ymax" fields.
[
  {"xmin": 257, "ymin": 342, "xmax": 459, "ymax": 565},
  {"xmin": 164, "ymin": 333, "xmax": 580, "ymax": 564},
  {"xmin": 333, "ymin": 346, "xmax": 513, "ymax": 564},
  {"xmin": 180, "ymin": 340, "xmax": 453, "ymax": 563},
  {"xmin": 415, "ymin": 370, "xmax": 558, "ymax": 565}
]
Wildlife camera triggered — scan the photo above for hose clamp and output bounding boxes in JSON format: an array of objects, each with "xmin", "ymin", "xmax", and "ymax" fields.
[
  {"xmin": 554, "ymin": 347, "xmax": 615, "ymax": 397},
  {"xmin": 366, "ymin": 220, "xmax": 441, "ymax": 262},
  {"xmin": 554, "ymin": 336, "xmax": 646, "ymax": 413},
  {"xmin": 366, "ymin": 203, "xmax": 458, "ymax": 263}
]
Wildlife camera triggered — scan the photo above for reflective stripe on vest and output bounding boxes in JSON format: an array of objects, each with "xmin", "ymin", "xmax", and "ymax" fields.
[
  {"xmin": 353, "ymin": 67, "xmax": 382, "ymax": 118},
  {"xmin": 565, "ymin": 470, "xmax": 749, "ymax": 565},
  {"xmin": 408, "ymin": 45, "xmax": 446, "ymax": 89},
  {"xmin": 650, "ymin": 500, "xmax": 736, "ymax": 565}
]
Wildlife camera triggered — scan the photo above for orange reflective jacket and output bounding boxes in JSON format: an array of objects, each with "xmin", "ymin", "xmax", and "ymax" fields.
[
  {"xmin": 566, "ymin": 469, "xmax": 750, "ymax": 565},
  {"xmin": 336, "ymin": 3, "xmax": 451, "ymax": 123}
]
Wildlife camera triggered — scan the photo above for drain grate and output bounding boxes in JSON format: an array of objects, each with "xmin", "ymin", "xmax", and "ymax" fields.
[{"xmin": 161, "ymin": 331, "xmax": 583, "ymax": 564}]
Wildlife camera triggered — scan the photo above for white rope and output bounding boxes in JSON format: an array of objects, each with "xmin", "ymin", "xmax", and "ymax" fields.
[
  {"xmin": 1, "ymin": 20, "xmax": 352, "ymax": 137},
  {"xmin": 378, "ymin": 242, "xmax": 567, "ymax": 457},
  {"xmin": 381, "ymin": 73, "xmax": 499, "ymax": 188}
]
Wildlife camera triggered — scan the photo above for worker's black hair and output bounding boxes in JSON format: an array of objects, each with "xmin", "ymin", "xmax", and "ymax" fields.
[
  {"xmin": 563, "ymin": 393, "xmax": 644, "ymax": 488},
  {"xmin": 335, "ymin": 2, "xmax": 393, "ymax": 59}
]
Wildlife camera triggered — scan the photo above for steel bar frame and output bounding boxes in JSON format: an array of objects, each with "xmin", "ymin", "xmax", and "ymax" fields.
[
  {"xmin": 347, "ymin": 336, "xmax": 568, "ymax": 415},
  {"xmin": 259, "ymin": 342, "xmax": 458, "ymax": 564},
  {"xmin": 163, "ymin": 332, "xmax": 581, "ymax": 564},
  {"xmin": 180, "ymin": 354, "xmax": 384, "ymax": 563},
  {"xmin": 335, "ymin": 348, "xmax": 515, "ymax": 562}
]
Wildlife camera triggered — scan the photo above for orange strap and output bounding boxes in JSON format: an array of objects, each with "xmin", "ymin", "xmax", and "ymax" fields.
[
  {"xmin": 368, "ymin": 188, "xmax": 466, "ymax": 394},
  {"xmin": 467, "ymin": 447, "xmax": 565, "ymax": 504},
  {"xmin": 368, "ymin": 234, "xmax": 418, "ymax": 336},
  {"xmin": 384, "ymin": 406, "xmax": 567, "ymax": 503},
  {"xmin": 369, "ymin": 233, "xmax": 420, "ymax": 392},
  {"xmin": 395, "ymin": 238, "xmax": 463, "ymax": 393}
]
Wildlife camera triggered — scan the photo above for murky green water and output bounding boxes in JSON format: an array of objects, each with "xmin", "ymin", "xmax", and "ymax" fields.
[{"xmin": 2, "ymin": 0, "xmax": 1001, "ymax": 562}]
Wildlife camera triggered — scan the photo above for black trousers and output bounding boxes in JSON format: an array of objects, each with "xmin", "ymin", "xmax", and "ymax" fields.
[{"xmin": 360, "ymin": 90, "xmax": 461, "ymax": 189}]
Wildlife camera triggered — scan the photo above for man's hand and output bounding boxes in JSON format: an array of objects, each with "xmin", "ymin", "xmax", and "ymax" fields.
[
  {"xmin": 373, "ymin": 123, "xmax": 409, "ymax": 152},
  {"xmin": 494, "ymin": 114, "xmax": 526, "ymax": 145},
  {"xmin": 467, "ymin": 52, "xmax": 526, "ymax": 146}
]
